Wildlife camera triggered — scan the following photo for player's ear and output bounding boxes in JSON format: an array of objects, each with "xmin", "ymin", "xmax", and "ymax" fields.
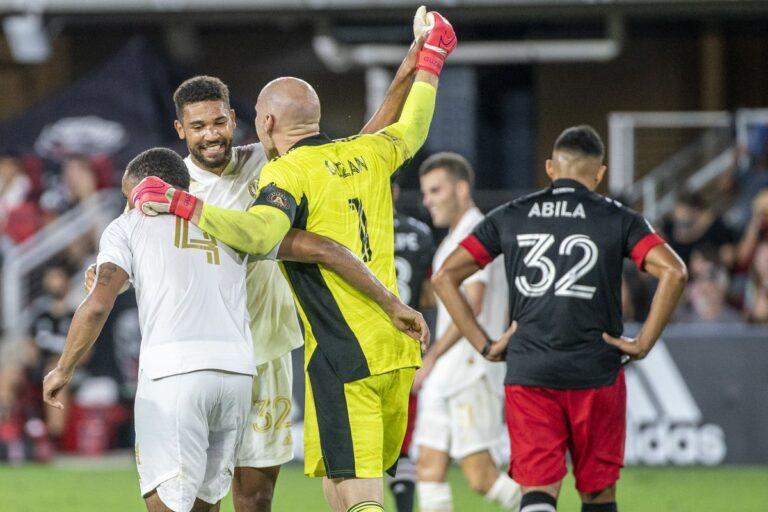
[
  {"xmin": 595, "ymin": 165, "xmax": 607, "ymax": 186},
  {"xmin": 457, "ymin": 179, "xmax": 470, "ymax": 201},
  {"xmin": 545, "ymin": 158, "xmax": 555, "ymax": 180},
  {"xmin": 229, "ymin": 109, "xmax": 237, "ymax": 128},
  {"xmin": 265, "ymin": 113, "xmax": 275, "ymax": 135},
  {"xmin": 174, "ymin": 119, "xmax": 185, "ymax": 140}
]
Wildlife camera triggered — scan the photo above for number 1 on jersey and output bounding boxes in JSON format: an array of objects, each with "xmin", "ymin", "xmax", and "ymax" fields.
[{"xmin": 348, "ymin": 198, "xmax": 372, "ymax": 262}]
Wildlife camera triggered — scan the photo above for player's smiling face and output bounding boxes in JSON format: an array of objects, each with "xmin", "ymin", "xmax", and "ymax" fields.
[
  {"xmin": 420, "ymin": 167, "xmax": 461, "ymax": 228},
  {"xmin": 174, "ymin": 100, "xmax": 235, "ymax": 172}
]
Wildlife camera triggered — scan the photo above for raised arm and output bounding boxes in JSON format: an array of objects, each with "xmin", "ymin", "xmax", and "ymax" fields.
[
  {"xmin": 43, "ymin": 262, "xmax": 128, "ymax": 409},
  {"xmin": 603, "ymin": 244, "xmax": 688, "ymax": 360},
  {"xmin": 359, "ymin": 36, "xmax": 423, "ymax": 135},
  {"xmin": 373, "ymin": 11, "xmax": 456, "ymax": 167},
  {"xmin": 279, "ymin": 229, "xmax": 429, "ymax": 350}
]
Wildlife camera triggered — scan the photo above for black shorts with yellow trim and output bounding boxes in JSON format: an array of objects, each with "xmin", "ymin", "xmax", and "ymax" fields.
[{"xmin": 304, "ymin": 349, "xmax": 415, "ymax": 479}]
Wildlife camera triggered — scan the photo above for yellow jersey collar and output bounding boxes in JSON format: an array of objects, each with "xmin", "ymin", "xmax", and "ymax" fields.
[{"xmin": 287, "ymin": 133, "xmax": 332, "ymax": 153}]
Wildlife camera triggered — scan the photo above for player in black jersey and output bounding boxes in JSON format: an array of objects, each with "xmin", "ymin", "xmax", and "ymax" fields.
[
  {"xmin": 393, "ymin": 183, "xmax": 436, "ymax": 311},
  {"xmin": 388, "ymin": 181, "xmax": 435, "ymax": 512},
  {"xmin": 432, "ymin": 126, "xmax": 688, "ymax": 512}
]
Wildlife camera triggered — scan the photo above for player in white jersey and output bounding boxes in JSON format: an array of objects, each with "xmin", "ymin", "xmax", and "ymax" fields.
[
  {"xmin": 83, "ymin": 38, "xmax": 426, "ymax": 510},
  {"xmin": 413, "ymin": 153, "xmax": 521, "ymax": 512},
  {"xmin": 44, "ymin": 148, "xmax": 255, "ymax": 512},
  {"xmin": 166, "ymin": 35, "xmax": 426, "ymax": 511}
]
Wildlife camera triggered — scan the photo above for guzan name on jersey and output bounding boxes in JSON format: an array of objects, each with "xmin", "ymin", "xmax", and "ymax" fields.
[{"xmin": 528, "ymin": 201, "xmax": 586, "ymax": 219}]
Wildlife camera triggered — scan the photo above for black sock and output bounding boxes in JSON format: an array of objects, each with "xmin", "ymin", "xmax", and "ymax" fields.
[
  {"xmin": 521, "ymin": 491, "xmax": 557, "ymax": 511},
  {"xmin": 582, "ymin": 503, "xmax": 617, "ymax": 512},
  {"xmin": 389, "ymin": 478, "xmax": 415, "ymax": 512}
]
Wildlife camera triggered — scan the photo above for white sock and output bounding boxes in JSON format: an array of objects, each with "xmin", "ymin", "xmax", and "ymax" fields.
[
  {"xmin": 485, "ymin": 473, "xmax": 522, "ymax": 511},
  {"xmin": 417, "ymin": 481, "xmax": 453, "ymax": 512}
]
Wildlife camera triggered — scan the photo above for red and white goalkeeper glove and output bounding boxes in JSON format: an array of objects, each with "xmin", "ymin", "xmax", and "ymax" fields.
[
  {"xmin": 413, "ymin": 7, "xmax": 457, "ymax": 76},
  {"xmin": 131, "ymin": 176, "xmax": 197, "ymax": 220}
]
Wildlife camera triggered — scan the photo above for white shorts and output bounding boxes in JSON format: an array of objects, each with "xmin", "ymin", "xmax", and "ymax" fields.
[
  {"xmin": 236, "ymin": 352, "xmax": 294, "ymax": 468},
  {"xmin": 134, "ymin": 370, "xmax": 252, "ymax": 512},
  {"xmin": 413, "ymin": 375, "xmax": 505, "ymax": 461}
]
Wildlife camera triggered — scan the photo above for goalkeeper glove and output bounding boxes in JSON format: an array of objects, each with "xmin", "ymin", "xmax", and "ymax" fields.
[
  {"xmin": 414, "ymin": 8, "xmax": 457, "ymax": 76},
  {"xmin": 131, "ymin": 176, "xmax": 198, "ymax": 220}
]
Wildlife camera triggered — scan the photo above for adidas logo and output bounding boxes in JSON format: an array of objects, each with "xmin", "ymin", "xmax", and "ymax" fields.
[{"xmin": 625, "ymin": 340, "xmax": 726, "ymax": 465}]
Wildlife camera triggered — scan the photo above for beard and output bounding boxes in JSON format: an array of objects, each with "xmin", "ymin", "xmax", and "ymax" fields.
[{"xmin": 189, "ymin": 138, "xmax": 233, "ymax": 170}]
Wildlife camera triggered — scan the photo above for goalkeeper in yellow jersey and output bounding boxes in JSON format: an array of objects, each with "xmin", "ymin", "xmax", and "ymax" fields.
[{"xmin": 132, "ymin": 8, "xmax": 456, "ymax": 512}]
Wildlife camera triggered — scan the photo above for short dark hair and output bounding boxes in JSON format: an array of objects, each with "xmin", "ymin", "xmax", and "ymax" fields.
[
  {"xmin": 418, "ymin": 152, "xmax": 475, "ymax": 187},
  {"xmin": 173, "ymin": 75, "xmax": 230, "ymax": 120},
  {"xmin": 126, "ymin": 148, "xmax": 190, "ymax": 190},
  {"xmin": 554, "ymin": 125, "xmax": 605, "ymax": 158}
]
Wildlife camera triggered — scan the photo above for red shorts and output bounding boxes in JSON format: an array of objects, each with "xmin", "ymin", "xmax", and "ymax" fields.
[
  {"xmin": 400, "ymin": 393, "xmax": 418, "ymax": 455},
  {"xmin": 504, "ymin": 370, "xmax": 626, "ymax": 493}
]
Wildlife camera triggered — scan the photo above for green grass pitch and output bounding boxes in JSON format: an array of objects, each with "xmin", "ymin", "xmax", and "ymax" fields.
[{"xmin": 1, "ymin": 460, "xmax": 766, "ymax": 511}]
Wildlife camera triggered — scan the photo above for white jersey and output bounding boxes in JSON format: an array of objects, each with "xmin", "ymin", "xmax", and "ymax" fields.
[
  {"xmin": 422, "ymin": 207, "xmax": 508, "ymax": 398},
  {"xmin": 97, "ymin": 210, "xmax": 254, "ymax": 380},
  {"xmin": 185, "ymin": 144, "xmax": 303, "ymax": 365}
]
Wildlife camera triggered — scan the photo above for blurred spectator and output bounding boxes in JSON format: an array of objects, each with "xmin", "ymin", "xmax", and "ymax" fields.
[
  {"xmin": 722, "ymin": 125, "xmax": 768, "ymax": 231},
  {"xmin": 62, "ymin": 155, "xmax": 99, "ymax": 205},
  {"xmin": 0, "ymin": 153, "xmax": 42, "ymax": 244},
  {"xmin": 744, "ymin": 240, "xmax": 768, "ymax": 323},
  {"xmin": 38, "ymin": 155, "xmax": 100, "ymax": 220},
  {"xmin": 0, "ymin": 153, "xmax": 32, "ymax": 223},
  {"xmin": 621, "ymin": 262, "xmax": 656, "ymax": 322},
  {"xmin": 677, "ymin": 250, "xmax": 741, "ymax": 323},
  {"xmin": 664, "ymin": 191, "xmax": 737, "ymax": 268},
  {"xmin": 28, "ymin": 265, "xmax": 76, "ymax": 439},
  {"xmin": 736, "ymin": 189, "xmax": 768, "ymax": 270}
]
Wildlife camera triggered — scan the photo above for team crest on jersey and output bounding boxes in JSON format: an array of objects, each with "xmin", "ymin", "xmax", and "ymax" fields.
[
  {"xmin": 254, "ymin": 183, "xmax": 296, "ymax": 219},
  {"xmin": 528, "ymin": 201, "xmax": 586, "ymax": 219},
  {"xmin": 247, "ymin": 179, "xmax": 258, "ymax": 199},
  {"xmin": 269, "ymin": 191, "xmax": 289, "ymax": 210}
]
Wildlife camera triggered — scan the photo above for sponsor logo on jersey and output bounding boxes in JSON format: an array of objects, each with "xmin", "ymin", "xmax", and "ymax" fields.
[
  {"xmin": 528, "ymin": 201, "xmax": 586, "ymax": 219},
  {"xmin": 625, "ymin": 341, "xmax": 726, "ymax": 465}
]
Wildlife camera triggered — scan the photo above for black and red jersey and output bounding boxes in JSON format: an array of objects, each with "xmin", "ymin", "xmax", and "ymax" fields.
[
  {"xmin": 394, "ymin": 211, "xmax": 435, "ymax": 310},
  {"xmin": 461, "ymin": 178, "xmax": 664, "ymax": 389}
]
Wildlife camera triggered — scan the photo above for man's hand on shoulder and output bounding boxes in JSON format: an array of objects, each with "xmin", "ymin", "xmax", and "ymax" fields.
[{"xmin": 131, "ymin": 176, "xmax": 198, "ymax": 220}]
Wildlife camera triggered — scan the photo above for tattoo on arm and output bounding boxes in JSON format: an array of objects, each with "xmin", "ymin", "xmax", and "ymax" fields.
[{"xmin": 96, "ymin": 263, "xmax": 117, "ymax": 287}]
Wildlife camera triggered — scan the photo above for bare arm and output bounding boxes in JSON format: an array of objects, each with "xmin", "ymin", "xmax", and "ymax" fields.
[
  {"xmin": 432, "ymin": 247, "xmax": 514, "ymax": 361},
  {"xmin": 603, "ymin": 244, "xmax": 688, "ymax": 360},
  {"xmin": 360, "ymin": 37, "xmax": 423, "ymax": 134},
  {"xmin": 43, "ymin": 263, "xmax": 128, "ymax": 409},
  {"xmin": 427, "ymin": 281, "xmax": 484, "ymax": 361},
  {"xmin": 413, "ymin": 280, "xmax": 485, "ymax": 391},
  {"xmin": 278, "ymin": 229, "xmax": 429, "ymax": 350},
  {"xmin": 419, "ymin": 277, "xmax": 436, "ymax": 310}
]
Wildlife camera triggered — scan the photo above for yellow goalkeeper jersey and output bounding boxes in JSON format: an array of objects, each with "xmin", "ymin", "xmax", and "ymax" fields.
[
  {"xmin": 261, "ymin": 128, "xmax": 424, "ymax": 382},
  {"xmin": 197, "ymin": 81, "xmax": 436, "ymax": 382}
]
